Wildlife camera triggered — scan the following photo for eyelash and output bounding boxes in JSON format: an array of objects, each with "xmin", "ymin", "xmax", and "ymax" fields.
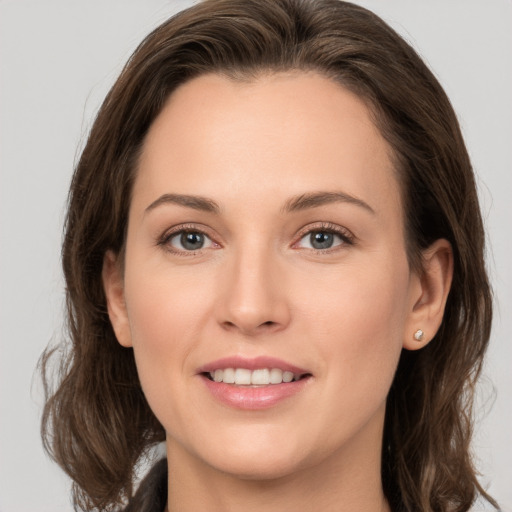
[
  {"xmin": 157, "ymin": 222, "xmax": 355, "ymax": 256},
  {"xmin": 157, "ymin": 223, "xmax": 217, "ymax": 257},
  {"xmin": 294, "ymin": 222, "xmax": 355, "ymax": 252}
]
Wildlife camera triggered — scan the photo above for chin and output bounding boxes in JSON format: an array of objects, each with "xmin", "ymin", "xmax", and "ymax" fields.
[
  {"xmin": 176, "ymin": 427, "xmax": 314, "ymax": 482},
  {"xmin": 209, "ymin": 450, "xmax": 308, "ymax": 481}
]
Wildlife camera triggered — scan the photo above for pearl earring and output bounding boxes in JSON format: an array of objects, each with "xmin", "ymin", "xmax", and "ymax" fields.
[{"xmin": 414, "ymin": 329, "xmax": 424, "ymax": 341}]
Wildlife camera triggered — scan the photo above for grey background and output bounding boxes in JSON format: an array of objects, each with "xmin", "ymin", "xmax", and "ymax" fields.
[{"xmin": 1, "ymin": 1, "xmax": 510, "ymax": 511}]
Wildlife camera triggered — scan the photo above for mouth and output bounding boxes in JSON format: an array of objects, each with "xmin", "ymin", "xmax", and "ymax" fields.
[
  {"xmin": 202, "ymin": 367, "xmax": 311, "ymax": 386},
  {"xmin": 197, "ymin": 357, "xmax": 312, "ymax": 409}
]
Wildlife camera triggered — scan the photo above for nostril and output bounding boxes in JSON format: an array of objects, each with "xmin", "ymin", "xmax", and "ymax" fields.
[{"xmin": 220, "ymin": 318, "xmax": 282, "ymax": 335}]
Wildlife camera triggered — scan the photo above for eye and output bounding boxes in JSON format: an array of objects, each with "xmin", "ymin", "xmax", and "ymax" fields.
[
  {"xmin": 295, "ymin": 224, "xmax": 354, "ymax": 251},
  {"xmin": 162, "ymin": 228, "xmax": 216, "ymax": 253},
  {"xmin": 299, "ymin": 231, "xmax": 341, "ymax": 250},
  {"xmin": 308, "ymin": 231, "xmax": 338, "ymax": 250}
]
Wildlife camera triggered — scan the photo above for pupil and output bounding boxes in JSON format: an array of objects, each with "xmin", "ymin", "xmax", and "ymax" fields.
[
  {"xmin": 311, "ymin": 231, "xmax": 333, "ymax": 249},
  {"xmin": 181, "ymin": 232, "xmax": 204, "ymax": 250}
]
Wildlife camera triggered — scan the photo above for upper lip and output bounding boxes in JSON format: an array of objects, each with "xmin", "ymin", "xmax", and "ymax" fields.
[{"xmin": 197, "ymin": 356, "xmax": 310, "ymax": 376}]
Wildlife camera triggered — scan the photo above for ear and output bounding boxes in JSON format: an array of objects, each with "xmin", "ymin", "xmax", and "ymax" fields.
[
  {"xmin": 102, "ymin": 250, "xmax": 133, "ymax": 347},
  {"xmin": 403, "ymin": 239, "xmax": 453, "ymax": 350}
]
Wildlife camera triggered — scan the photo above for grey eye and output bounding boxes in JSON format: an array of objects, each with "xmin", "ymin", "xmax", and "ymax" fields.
[
  {"xmin": 168, "ymin": 230, "xmax": 213, "ymax": 251},
  {"xmin": 309, "ymin": 232, "xmax": 335, "ymax": 249},
  {"xmin": 297, "ymin": 230, "xmax": 347, "ymax": 251},
  {"xmin": 180, "ymin": 232, "xmax": 205, "ymax": 250}
]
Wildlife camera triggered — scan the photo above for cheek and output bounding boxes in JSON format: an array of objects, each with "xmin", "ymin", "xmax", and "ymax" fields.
[
  {"xmin": 296, "ymin": 257, "xmax": 409, "ymax": 401},
  {"xmin": 299, "ymin": 259, "xmax": 408, "ymax": 335},
  {"xmin": 123, "ymin": 266, "xmax": 216, "ymax": 416},
  {"xmin": 125, "ymin": 251, "xmax": 217, "ymax": 343}
]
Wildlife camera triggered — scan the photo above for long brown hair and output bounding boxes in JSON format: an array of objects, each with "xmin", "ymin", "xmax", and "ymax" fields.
[{"xmin": 40, "ymin": 1, "xmax": 497, "ymax": 510}]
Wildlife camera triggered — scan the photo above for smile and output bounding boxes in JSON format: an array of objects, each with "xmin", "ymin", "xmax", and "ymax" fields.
[
  {"xmin": 198, "ymin": 356, "xmax": 312, "ymax": 409},
  {"xmin": 207, "ymin": 368, "xmax": 303, "ymax": 385}
]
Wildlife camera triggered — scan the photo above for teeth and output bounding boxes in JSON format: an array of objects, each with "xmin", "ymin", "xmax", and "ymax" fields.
[
  {"xmin": 269, "ymin": 368, "xmax": 283, "ymax": 384},
  {"xmin": 208, "ymin": 368, "xmax": 302, "ymax": 385},
  {"xmin": 251, "ymin": 368, "xmax": 269, "ymax": 385},
  {"xmin": 223, "ymin": 368, "xmax": 235, "ymax": 383},
  {"xmin": 283, "ymin": 371, "xmax": 294, "ymax": 383},
  {"xmin": 234, "ymin": 368, "xmax": 252, "ymax": 385}
]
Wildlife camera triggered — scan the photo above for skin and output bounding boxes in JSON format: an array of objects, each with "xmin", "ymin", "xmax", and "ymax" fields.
[{"xmin": 103, "ymin": 72, "xmax": 453, "ymax": 512}]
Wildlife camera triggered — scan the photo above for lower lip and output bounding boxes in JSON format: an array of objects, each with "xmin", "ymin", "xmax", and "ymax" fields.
[{"xmin": 200, "ymin": 375, "xmax": 311, "ymax": 410}]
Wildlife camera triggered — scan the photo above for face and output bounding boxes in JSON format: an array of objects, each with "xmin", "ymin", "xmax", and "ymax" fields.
[{"xmin": 106, "ymin": 72, "xmax": 424, "ymax": 481}]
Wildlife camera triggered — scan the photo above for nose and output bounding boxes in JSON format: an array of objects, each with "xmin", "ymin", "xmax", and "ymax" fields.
[{"xmin": 216, "ymin": 245, "xmax": 291, "ymax": 336}]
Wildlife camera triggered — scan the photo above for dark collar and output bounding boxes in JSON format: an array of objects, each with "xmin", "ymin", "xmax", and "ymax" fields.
[{"xmin": 123, "ymin": 458, "xmax": 168, "ymax": 512}]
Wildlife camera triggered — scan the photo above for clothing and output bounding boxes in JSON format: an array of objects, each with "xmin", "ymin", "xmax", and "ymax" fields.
[{"xmin": 123, "ymin": 458, "xmax": 168, "ymax": 512}]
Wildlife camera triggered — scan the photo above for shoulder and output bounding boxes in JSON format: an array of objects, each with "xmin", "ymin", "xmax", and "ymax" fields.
[{"xmin": 123, "ymin": 458, "xmax": 168, "ymax": 512}]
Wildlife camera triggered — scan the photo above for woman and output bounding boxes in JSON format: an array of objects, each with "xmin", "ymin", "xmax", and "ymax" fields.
[{"xmin": 40, "ymin": 0, "xmax": 499, "ymax": 510}]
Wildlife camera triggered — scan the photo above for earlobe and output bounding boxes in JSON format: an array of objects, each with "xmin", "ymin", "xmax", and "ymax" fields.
[
  {"xmin": 102, "ymin": 250, "xmax": 133, "ymax": 347},
  {"xmin": 403, "ymin": 239, "xmax": 453, "ymax": 351}
]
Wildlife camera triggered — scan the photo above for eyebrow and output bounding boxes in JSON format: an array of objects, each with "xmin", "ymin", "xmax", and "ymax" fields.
[
  {"xmin": 281, "ymin": 191, "xmax": 375, "ymax": 215},
  {"xmin": 144, "ymin": 190, "xmax": 375, "ymax": 216},
  {"xmin": 145, "ymin": 193, "xmax": 221, "ymax": 215}
]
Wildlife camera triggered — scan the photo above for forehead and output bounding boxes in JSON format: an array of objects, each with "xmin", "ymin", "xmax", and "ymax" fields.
[{"xmin": 133, "ymin": 72, "xmax": 401, "ymax": 222}]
